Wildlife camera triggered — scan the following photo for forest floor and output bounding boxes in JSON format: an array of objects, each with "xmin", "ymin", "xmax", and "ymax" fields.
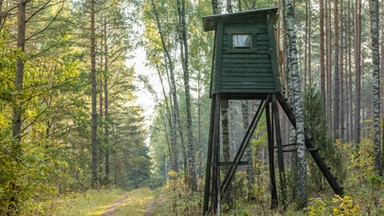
[{"xmin": 44, "ymin": 188, "xmax": 158, "ymax": 216}]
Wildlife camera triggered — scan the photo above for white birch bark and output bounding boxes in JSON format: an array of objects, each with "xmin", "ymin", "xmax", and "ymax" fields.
[
  {"xmin": 283, "ymin": 0, "xmax": 307, "ymax": 207},
  {"xmin": 151, "ymin": 0, "xmax": 179, "ymax": 173},
  {"xmin": 177, "ymin": 0, "xmax": 197, "ymax": 190},
  {"xmin": 369, "ymin": 0, "xmax": 382, "ymax": 174}
]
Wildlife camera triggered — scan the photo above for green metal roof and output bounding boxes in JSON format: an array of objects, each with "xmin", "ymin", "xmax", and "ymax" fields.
[{"xmin": 202, "ymin": 7, "xmax": 279, "ymax": 32}]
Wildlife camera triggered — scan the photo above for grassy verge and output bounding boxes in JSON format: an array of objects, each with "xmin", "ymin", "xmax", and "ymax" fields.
[{"xmin": 42, "ymin": 188, "xmax": 157, "ymax": 216}]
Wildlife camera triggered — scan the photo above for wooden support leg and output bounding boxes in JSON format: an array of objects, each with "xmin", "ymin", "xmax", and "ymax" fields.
[
  {"xmin": 203, "ymin": 96, "xmax": 216, "ymax": 214},
  {"xmin": 266, "ymin": 101, "xmax": 278, "ymax": 208},
  {"xmin": 211, "ymin": 94, "xmax": 221, "ymax": 214},
  {"xmin": 272, "ymin": 94, "xmax": 288, "ymax": 209}
]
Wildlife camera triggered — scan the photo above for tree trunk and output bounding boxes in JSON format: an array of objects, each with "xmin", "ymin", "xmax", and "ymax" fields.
[
  {"xmin": 151, "ymin": 0, "xmax": 179, "ymax": 173},
  {"xmin": 242, "ymin": 100, "xmax": 255, "ymax": 200},
  {"xmin": 354, "ymin": 0, "xmax": 361, "ymax": 146},
  {"xmin": 238, "ymin": 0, "xmax": 242, "ymax": 11},
  {"xmin": 197, "ymin": 70, "xmax": 202, "ymax": 177},
  {"xmin": 283, "ymin": 0, "xmax": 307, "ymax": 208},
  {"xmin": 221, "ymin": 100, "xmax": 233, "ymax": 206},
  {"xmin": 348, "ymin": 0, "xmax": 353, "ymax": 142},
  {"xmin": 333, "ymin": 0, "xmax": 340, "ymax": 139},
  {"xmin": 212, "ymin": 0, "xmax": 219, "ymax": 14},
  {"xmin": 226, "ymin": 0, "xmax": 233, "ymax": 13},
  {"xmin": 320, "ymin": 0, "xmax": 326, "ymax": 113},
  {"xmin": 103, "ymin": 16, "xmax": 110, "ymax": 181},
  {"xmin": 156, "ymin": 65, "xmax": 178, "ymax": 174},
  {"xmin": 98, "ymin": 39, "xmax": 104, "ymax": 179},
  {"xmin": 177, "ymin": 0, "xmax": 197, "ymax": 190},
  {"xmin": 326, "ymin": 0, "xmax": 332, "ymax": 130},
  {"xmin": 307, "ymin": 0, "xmax": 312, "ymax": 86},
  {"xmin": 381, "ymin": 0, "xmax": 384, "ymax": 174},
  {"xmin": 91, "ymin": 0, "xmax": 98, "ymax": 188},
  {"xmin": 304, "ymin": 0, "xmax": 312, "ymax": 88},
  {"xmin": 12, "ymin": 0, "xmax": 26, "ymax": 142},
  {"xmin": 340, "ymin": 0, "xmax": 344, "ymax": 140},
  {"xmin": 369, "ymin": 0, "xmax": 382, "ymax": 175},
  {"xmin": 0, "ymin": 0, "xmax": 3, "ymax": 30}
]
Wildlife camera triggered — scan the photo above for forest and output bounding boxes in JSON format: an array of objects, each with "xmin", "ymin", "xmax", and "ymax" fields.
[{"xmin": 0, "ymin": 0, "xmax": 383, "ymax": 215}]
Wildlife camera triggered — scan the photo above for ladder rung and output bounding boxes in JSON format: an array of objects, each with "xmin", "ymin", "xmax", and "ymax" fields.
[
  {"xmin": 273, "ymin": 143, "xmax": 296, "ymax": 148},
  {"xmin": 218, "ymin": 161, "xmax": 251, "ymax": 166},
  {"xmin": 282, "ymin": 149, "xmax": 296, "ymax": 153},
  {"xmin": 307, "ymin": 148, "xmax": 319, "ymax": 152}
]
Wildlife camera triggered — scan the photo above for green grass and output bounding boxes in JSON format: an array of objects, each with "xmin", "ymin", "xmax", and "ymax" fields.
[
  {"xmin": 108, "ymin": 188, "xmax": 157, "ymax": 216},
  {"xmin": 42, "ymin": 188, "xmax": 156, "ymax": 216}
]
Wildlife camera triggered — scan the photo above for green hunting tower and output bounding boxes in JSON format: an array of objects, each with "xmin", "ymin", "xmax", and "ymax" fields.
[
  {"xmin": 203, "ymin": 7, "xmax": 280, "ymax": 99},
  {"xmin": 202, "ymin": 7, "xmax": 344, "ymax": 215}
]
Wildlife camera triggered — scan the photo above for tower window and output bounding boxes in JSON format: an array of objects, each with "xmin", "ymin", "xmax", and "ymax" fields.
[{"xmin": 233, "ymin": 34, "xmax": 252, "ymax": 48}]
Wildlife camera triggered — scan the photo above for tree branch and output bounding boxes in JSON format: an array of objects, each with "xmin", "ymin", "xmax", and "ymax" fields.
[
  {"xmin": 25, "ymin": 0, "xmax": 51, "ymax": 23},
  {"xmin": 25, "ymin": 2, "xmax": 63, "ymax": 41}
]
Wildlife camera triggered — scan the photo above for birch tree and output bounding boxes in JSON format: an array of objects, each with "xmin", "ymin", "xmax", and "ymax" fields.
[
  {"xmin": 150, "ymin": 0, "xmax": 180, "ymax": 173},
  {"xmin": 369, "ymin": 0, "xmax": 382, "ymax": 175},
  {"xmin": 176, "ymin": 0, "xmax": 197, "ymax": 191},
  {"xmin": 283, "ymin": 0, "xmax": 307, "ymax": 208}
]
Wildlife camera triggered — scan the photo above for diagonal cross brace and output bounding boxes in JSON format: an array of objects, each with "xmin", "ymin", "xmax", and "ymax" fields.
[{"xmin": 220, "ymin": 94, "xmax": 271, "ymax": 197}]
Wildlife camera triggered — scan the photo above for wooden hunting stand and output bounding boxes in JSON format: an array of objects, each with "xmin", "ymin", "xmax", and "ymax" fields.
[{"xmin": 202, "ymin": 7, "xmax": 344, "ymax": 215}]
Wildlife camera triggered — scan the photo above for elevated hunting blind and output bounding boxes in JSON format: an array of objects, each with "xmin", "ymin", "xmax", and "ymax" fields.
[
  {"xmin": 203, "ymin": 7, "xmax": 280, "ymax": 98},
  {"xmin": 202, "ymin": 7, "xmax": 344, "ymax": 215}
]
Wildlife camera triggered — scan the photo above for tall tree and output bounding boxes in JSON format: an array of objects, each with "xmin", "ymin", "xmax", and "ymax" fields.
[
  {"xmin": 103, "ymin": 15, "xmax": 110, "ymax": 181},
  {"xmin": 347, "ymin": 0, "xmax": 353, "ymax": 142},
  {"xmin": 283, "ymin": 0, "xmax": 307, "ymax": 208},
  {"xmin": 369, "ymin": 0, "xmax": 382, "ymax": 175},
  {"xmin": 325, "ymin": 0, "xmax": 332, "ymax": 130},
  {"xmin": 354, "ymin": 0, "xmax": 361, "ymax": 145},
  {"xmin": 320, "ymin": 0, "xmax": 325, "ymax": 112},
  {"xmin": 90, "ymin": 0, "xmax": 98, "ymax": 188},
  {"xmin": 12, "ymin": 0, "xmax": 26, "ymax": 143},
  {"xmin": 339, "ymin": 0, "xmax": 345, "ymax": 140},
  {"xmin": 150, "ymin": 0, "xmax": 180, "ymax": 173},
  {"xmin": 333, "ymin": 0, "xmax": 340, "ymax": 139},
  {"xmin": 304, "ymin": 0, "xmax": 312, "ymax": 87},
  {"xmin": 176, "ymin": 0, "xmax": 197, "ymax": 191}
]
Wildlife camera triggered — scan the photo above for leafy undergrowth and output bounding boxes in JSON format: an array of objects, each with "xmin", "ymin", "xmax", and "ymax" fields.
[{"xmin": 41, "ymin": 187, "xmax": 157, "ymax": 216}]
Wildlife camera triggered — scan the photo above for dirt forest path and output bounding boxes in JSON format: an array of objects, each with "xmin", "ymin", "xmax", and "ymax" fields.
[
  {"xmin": 96, "ymin": 188, "xmax": 156, "ymax": 216},
  {"xmin": 99, "ymin": 194, "xmax": 129, "ymax": 216}
]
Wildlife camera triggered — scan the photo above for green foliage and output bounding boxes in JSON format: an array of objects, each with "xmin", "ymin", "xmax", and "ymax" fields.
[
  {"xmin": 303, "ymin": 86, "xmax": 346, "ymax": 192},
  {"xmin": 0, "ymin": 0, "xmax": 150, "ymax": 214},
  {"xmin": 306, "ymin": 139, "xmax": 384, "ymax": 215},
  {"xmin": 332, "ymin": 195, "xmax": 362, "ymax": 216},
  {"xmin": 150, "ymin": 179, "xmax": 202, "ymax": 216}
]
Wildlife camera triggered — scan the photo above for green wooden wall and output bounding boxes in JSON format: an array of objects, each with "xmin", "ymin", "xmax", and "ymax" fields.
[{"xmin": 205, "ymin": 8, "xmax": 280, "ymax": 98}]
